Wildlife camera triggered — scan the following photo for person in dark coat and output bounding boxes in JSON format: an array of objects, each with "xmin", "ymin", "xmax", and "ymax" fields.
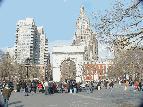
[
  {"xmin": 50, "ymin": 81, "xmax": 54, "ymax": 94},
  {"xmin": 77, "ymin": 82, "xmax": 81, "ymax": 93},
  {"xmin": 109, "ymin": 81, "xmax": 114, "ymax": 91},
  {"xmin": 32, "ymin": 80, "xmax": 37, "ymax": 93},
  {"xmin": 58, "ymin": 81, "xmax": 63, "ymax": 93},
  {"xmin": 129, "ymin": 80, "xmax": 133, "ymax": 91},
  {"xmin": 19, "ymin": 80, "xmax": 22, "ymax": 90},
  {"xmin": 66, "ymin": 81, "xmax": 70, "ymax": 93},
  {"xmin": 70, "ymin": 81, "xmax": 73, "ymax": 93},
  {"xmin": 22, "ymin": 80, "xmax": 26, "ymax": 92},
  {"xmin": 16, "ymin": 80, "xmax": 20, "ymax": 92},
  {"xmin": 139, "ymin": 81, "xmax": 141, "ymax": 91},
  {"xmin": 2, "ymin": 85, "xmax": 11, "ymax": 107},
  {"xmin": 104, "ymin": 80, "xmax": 107, "ymax": 89},
  {"xmin": 73, "ymin": 81, "xmax": 77, "ymax": 93}
]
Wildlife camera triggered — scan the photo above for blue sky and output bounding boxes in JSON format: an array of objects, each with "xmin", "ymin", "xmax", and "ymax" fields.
[{"xmin": 0, "ymin": 0, "xmax": 135, "ymax": 63}]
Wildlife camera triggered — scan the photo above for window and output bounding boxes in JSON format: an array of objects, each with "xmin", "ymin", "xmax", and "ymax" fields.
[
  {"xmin": 87, "ymin": 65, "xmax": 89, "ymax": 69},
  {"xmin": 91, "ymin": 75, "xmax": 93, "ymax": 79},
  {"xmin": 99, "ymin": 70, "xmax": 101, "ymax": 73},
  {"xmin": 102, "ymin": 65, "xmax": 104, "ymax": 69},
  {"xmin": 87, "ymin": 76, "xmax": 89, "ymax": 79},
  {"xmin": 91, "ymin": 70, "xmax": 93, "ymax": 74},
  {"xmin": 98, "ymin": 65, "xmax": 100, "ymax": 69}
]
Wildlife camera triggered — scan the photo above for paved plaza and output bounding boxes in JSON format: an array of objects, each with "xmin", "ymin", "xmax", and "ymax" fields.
[{"xmin": 8, "ymin": 84, "xmax": 143, "ymax": 107}]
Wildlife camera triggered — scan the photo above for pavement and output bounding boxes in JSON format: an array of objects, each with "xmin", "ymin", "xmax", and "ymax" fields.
[{"xmin": 7, "ymin": 84, "xmax": 143, "ymax": 107}]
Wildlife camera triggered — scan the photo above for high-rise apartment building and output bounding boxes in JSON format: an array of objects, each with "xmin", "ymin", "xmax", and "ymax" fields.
[
  {"xmin": 7, "ymin": 17, "xmax": 50, "ymax": 80},
  {"xmin": 14, "ymin": 17, "xmax": 49, "ymax": 64}
]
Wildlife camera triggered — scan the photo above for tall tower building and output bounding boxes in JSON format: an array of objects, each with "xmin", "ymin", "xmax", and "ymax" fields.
[
  {"xmin": 71, "ymin": 6, "xmax": 98, "ymax": 62},
  {"xmin": 15, "ymin": 17, "xmax": 49, "ymax": 64}
]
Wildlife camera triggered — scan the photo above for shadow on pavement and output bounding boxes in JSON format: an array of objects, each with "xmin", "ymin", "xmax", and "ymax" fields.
[
  {"xmin": 15, "ymin": 105, "xmax": 24, "ymax": 107},
  {"xmin": 8, "ymin": 101, "xmax": 22, "ymax": 105}
]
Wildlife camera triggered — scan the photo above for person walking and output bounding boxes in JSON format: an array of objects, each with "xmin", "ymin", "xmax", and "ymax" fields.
[
  {"xmin": 16, "ymin": 81, "xmax": 20, "ymax": 92},
  {"xmin": 27, "ymin": 80, "xmax": 32, "ymax": 93},
  {"xmin": 25, "ymin": 81, "xmax": 29, "ymax": 96},
  {"xmin": 73, "ymin": 81, "xmax": 77, "ymax": 93},
  {"xmin": 66, "ymin": 81, "xmax": 70, "ymax": 93},
  {"xmin": 2, "ymin": 84, "xmax": 11, "ymax": 107},
  {"xmin": 43, "ymin": 80, "xmax": 49, "ymax": 95},
  {"xmin": 77, "ymin": 82, "xmax": 81, "ymax": 93},
  {"xmin": 109, "ymin": 80, "xmax": 113, "ymax": 91},
  {"xmin": 21, "ymin": 80, "xmax": 26, "ymax": 93},
  {"xmin": 88, "ymin": 81, "xmax": 92, "ymax": 93},
  {"xmin": 119, "ymin": 79, "xmax": 121, "ymax": 88},
  {"xmin": 58, "ymin": 81, "xmax": 63, "ymax": 93},
  {"xmin": 32, "ymin": 80, "xmax": 37, "ymax": 93},
  {"xmin": 124, "ymin": 80, "xmax": 129, "ymax": 90},
  {"xmin": 49, "ymin": 81, "xmax": 52, "ymax": 95},
  {"xmin": 38, "ymin": 82, "xmax": 42, "ymax": 93},
  {"xmin": 69, "ymin": 81, "xmax": 73, "ymax": 93},
  {"xmin": 51, "ymin": 81, "xmax": 55, "ymax": 94},
  {"xmin": 134, "ymin": 81, "xmax": 138, "ymax": 91},
  {"xmin": 129, "ymin": 80, "xmax": 133, "ymax": 91},
  {"xmin": 139, "ymin": 81, "xmax": 141, "ymax": 91},
  {"xmin": 97, "ymin": 81, "xmax": 101, "ymax": 90},
  {"xmin": 85, "ymin": 81, "xmax": 89, "ymax": 93},
  {"xmin": 105, "ymin": 80, "xmax": 107, "ymax": 89}
]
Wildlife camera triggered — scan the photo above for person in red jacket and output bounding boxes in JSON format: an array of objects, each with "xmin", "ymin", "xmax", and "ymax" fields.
[
  {"xmin": 38, "ymin": 82, "xmax": 42, "ymax": 92},
  {"xmin": 134, "ymin": 81, "xmax": 138, "ymax": 91}
]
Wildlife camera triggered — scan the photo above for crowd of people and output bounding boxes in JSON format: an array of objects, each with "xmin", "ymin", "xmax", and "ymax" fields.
[{"xmin": 0, "ymin": 79, "xmax": 143, "ymax": 107}]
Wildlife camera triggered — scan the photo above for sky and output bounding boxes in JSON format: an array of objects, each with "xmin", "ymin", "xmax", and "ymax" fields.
[{"xmin": 0, "ymin": 0, "xmax": 137, "ymax": 64}]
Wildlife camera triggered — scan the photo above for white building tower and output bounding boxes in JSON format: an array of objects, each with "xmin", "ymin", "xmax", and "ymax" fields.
[
  {"xmin": 71, "ymin": 6, "xmax": 98, "ymax": 62},
  {"xmin": 15, "ymin": 17, "xmax": 49, "ymax": 65}
]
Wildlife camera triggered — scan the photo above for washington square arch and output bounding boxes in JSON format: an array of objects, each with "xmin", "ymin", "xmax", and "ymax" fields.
[
  {"xmin": 52, "ymin": 6, "xmax": 98, "ymax": 82},
  {"xmin": 52, "ymin": 46, "xmax": 85, "ymax": 82}
]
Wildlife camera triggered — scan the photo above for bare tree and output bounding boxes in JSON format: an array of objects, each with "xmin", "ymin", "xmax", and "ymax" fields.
[
  {"xmin": 107, "ymin": 47, "xmax": 143, "ymax": 81},
  {"xmin": 91, "ymin": 0, "xmax": 143, "ymax": 52},
  {"xmin": 0, "ymin": 50, "xmax": 15, "ymax": 80},
  {"xmin": 29, "ymin": 61, "xmax": 40, "ymax": 79},
  {"xmin": 45, "ymin": 63, "xmax": 52, "ymax": 81},
  {"xmin": 90, "ymin": 0, "xmax": 143, "ymax": 81},
  {"xmin": 60, "ymin": 59, "xmax": 76, "ymax": 82}
]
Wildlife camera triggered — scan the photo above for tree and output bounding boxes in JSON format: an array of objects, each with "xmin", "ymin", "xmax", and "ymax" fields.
[
  {"xmin": 45, "ymin": 63, "xmax": 52, "ymax": 81},
  {"xmin": 60, "ymin": 59, "xmax": 76, "ymax": 82},
  {"xmin": 29, "ymin": 62, "xmax": 40, "ymax": 79},
  {"xmin": 107, "ymin": 47, "xmax": 143, "ymax": 81},
  {"xmin": 91, "ymin": 0, "xmax": 143, "ymax": 81},
  {"xmin": 0, "ymin": 50, "xmax": 15, "ymax": 80},
  {"xmin": 91, "ymin": 0, "xmax": 143, "ymax": 52}
]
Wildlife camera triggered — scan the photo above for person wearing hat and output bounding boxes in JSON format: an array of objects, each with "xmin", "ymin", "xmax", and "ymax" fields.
[{"xmin": 2, "ymin": 84, "xmax": 11, "ymax": 107}]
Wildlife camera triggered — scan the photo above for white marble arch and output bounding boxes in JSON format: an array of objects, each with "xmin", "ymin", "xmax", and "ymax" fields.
[{"xmin": 52, "ymin": 46, "xmax": 85, "ymax": 82}]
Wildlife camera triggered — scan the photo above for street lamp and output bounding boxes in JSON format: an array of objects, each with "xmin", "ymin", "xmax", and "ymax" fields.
[{"xmin": 25, "ymin": 57, "xmax": 31, "ymax": 81}]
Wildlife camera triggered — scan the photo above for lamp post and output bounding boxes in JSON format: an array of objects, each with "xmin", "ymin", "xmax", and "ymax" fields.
[{"xmin": 25, "ymin": 57, "xmax": 31, "ymax": 81}]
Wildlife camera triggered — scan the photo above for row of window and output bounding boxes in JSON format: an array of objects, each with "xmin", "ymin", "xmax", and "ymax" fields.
[
  {"xmin": 19, "ymin": 34, "xmax": 31, "ymax": 36},
  {"xmin": 86, "ymin": 75, "xmax": 93, "ymax": 79},
  {"xmin": 18, "ymin": 43, "xmax": 30, "ymax": 45}
]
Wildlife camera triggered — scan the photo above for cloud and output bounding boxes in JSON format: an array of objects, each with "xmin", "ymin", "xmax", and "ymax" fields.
[
  {"xmin": 0, "ymin": 46, "xmax": 8, "ymax": 53},
  {"xmin": 48, "ymin": 39, "xmax": 73, "ymax": 64}
]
